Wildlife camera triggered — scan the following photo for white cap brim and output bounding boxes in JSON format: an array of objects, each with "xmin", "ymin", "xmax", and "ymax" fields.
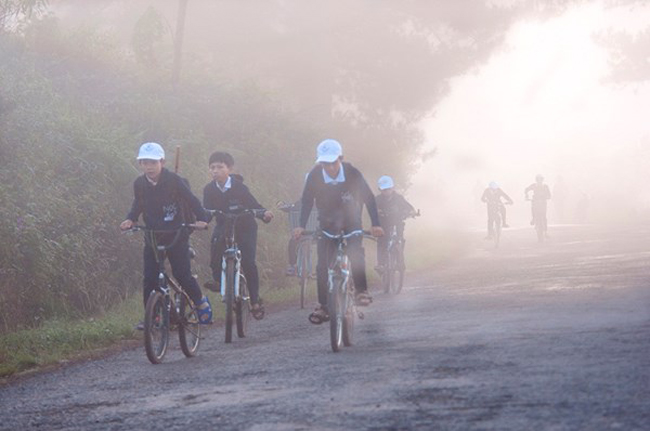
[{"xmin": 316, "ymin": 154, "xmax": 340, "ymax": 163}]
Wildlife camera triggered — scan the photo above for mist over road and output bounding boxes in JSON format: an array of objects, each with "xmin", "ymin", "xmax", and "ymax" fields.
[{"xmin": 1, "ymin": 224, "xmax": 649, "ymax": 430}]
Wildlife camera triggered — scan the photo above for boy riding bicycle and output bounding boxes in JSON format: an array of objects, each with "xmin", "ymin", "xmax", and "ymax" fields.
[
  {"xmin": 202, "ymin": 151, "xmax": 273, "ymax": 320},
  {"xmin": 120, "ymin": 142, "xmax": 213, "ymax": 329},
  {"xmin": 481, "ymin": 181, "xmax": 513, "ymax": 239},
  {"xmin": 374, "ymin": 175, "xmax": 416, "ymax": 271},
  {"xmin": 292, "ymin": 139, "xmax": 383, "ymax": 324}
]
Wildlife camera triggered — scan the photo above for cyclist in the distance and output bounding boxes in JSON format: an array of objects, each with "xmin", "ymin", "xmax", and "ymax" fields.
[
  {"xmin": 481, "ymin": 181, "xmax": 513, "ymax": 240},
  {"xmin": 292, "ymin": 139, "xmax": 383, "ymax": 324},
  {"xmin": 374, "ymin": 175, "xmax": 416, "ymax": 273},
  {"xmin": 525, "ymin": 174, "xmax": 551, "ymax": 237}
]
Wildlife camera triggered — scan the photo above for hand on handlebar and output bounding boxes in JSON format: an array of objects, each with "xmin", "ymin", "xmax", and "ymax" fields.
[
  {"xmin": 370, "ymin": 226, "xmax": 384, "ymax": 238},
  {"xmin": 189, "ymin": 221, "xmax": 209, "ymax": 230},
  {"xmin": 262, "ymin": 210, "xmax": 274, "ymax": 223},
  {"xmin": 292, "ymin": 227, "xmax": 304, "ymax": 240},
  {"xmin": 120, "ymin": 219, "xmax": 134, "ymax": 231}
]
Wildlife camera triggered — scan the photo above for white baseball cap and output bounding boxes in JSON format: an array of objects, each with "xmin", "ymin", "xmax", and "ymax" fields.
[
  {"xmin": 378, "ymin": 175, "xmax": 394, "ymax": 190},
  {"xmin": 137, "ymin": 142, "xmax": 165, "ymax": 160},
  {"xmin": 315, "ymin": 139, "xmax": 342, "ymax": 163}
]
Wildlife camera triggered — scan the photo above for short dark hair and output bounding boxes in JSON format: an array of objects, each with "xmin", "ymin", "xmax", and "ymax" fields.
[{"xmin": 208, "ymin": 151, "xmax": 234, "ymax": 167}]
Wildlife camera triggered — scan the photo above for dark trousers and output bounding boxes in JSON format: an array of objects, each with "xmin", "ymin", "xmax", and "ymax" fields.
[
  {"xmin": 210, "ymin": 226, "xmax": 261, "ymax": 305},
  {"xmin": 316, "ymin": 234, "xmax": 367, "ymax": 309},
  {"xmin": 142, "ymin": 236, "xmax": 203, "ymax": 307}
]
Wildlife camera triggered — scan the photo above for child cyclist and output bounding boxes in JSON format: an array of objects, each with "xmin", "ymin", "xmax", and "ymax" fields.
[
  {"xmin": 293, "ymin": 139, "xmax": 384, "ymax": 324},
  {"xmin": 375, "ymin": 175, "xmax": 417, "ymax": 272},
  {"xmin": 203, "ymin": 151, "xmax": 273, "ymax": 319},
  {"xmin": 120, "ymin": 142, "xmax": 213, "ymax": 329}
]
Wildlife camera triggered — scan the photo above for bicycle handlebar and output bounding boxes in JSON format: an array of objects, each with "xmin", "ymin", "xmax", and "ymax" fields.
[
  {"xmin": 124, "ymin": 224, "xmax": 195, "ymax": 250},
  {"xmin": 205, "ymin": 208, "xmax": 267, "ymax": 219}
]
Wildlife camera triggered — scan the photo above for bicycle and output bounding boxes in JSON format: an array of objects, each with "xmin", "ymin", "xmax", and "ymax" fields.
[
  {"xmin": 126, "ymin": 225, "xmax": 202, "ymax": 364},
  {"xmin": 381, "ymin": 210, "xmax": 419, "ymax": 294},
  {"xmin": 527, "ymin": 198, "xmax": 548, "ymax": 243},
  {"xmin": 277, "ymin": 200, "xmax": 318, "ymax": 309},
  {"xmin": 308, "ymin": 229, "xmax": 372, "ymax": 353},
  {"xmin": 207, "ymin": 208, "xmax": 267, "ymax": 343},
  {"xmin": 296, "ymin": 233, "xmax": 316, "ymax": 308}
]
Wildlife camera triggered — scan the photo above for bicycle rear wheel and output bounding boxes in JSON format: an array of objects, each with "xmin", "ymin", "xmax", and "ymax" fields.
[
  {"xmin": 224, "ymin": 260, "xmax": 235, "ymax": 343},
  {"xmin": 178, "ymin": 292, "xmax": 201, "ymax": 357},
  {"xmin": 144, "ymin": 291, "xmax": 169, "ymax": 364},
  {"xmin": 329, "ymin": 278, "xmax": 344, "ymax": 352},
  {"xmin": 236, "ymin": 274, "xmax": 250, "ymax": 338}
]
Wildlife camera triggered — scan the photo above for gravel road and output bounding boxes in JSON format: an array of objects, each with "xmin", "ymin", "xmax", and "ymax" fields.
[{"xmin": 1, "ymin": 224, "xmax": 649, "ymax": 430}]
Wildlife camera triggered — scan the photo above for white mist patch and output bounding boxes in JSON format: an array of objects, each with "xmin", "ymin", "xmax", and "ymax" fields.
[{"xmin": 412, "ymin": 2, "xmax": 650, "ymax": 229}]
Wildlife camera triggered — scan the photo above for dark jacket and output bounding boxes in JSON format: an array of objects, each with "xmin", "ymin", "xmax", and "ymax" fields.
[
  {"xmin": 126, "ymin": 168, "xmax": 208, "ymax": 231},
  {"xmin": 375, "ymin": 192, "xmax": 415, "ymax": 228},
  {"xmin": 300, "ymin": 162, "xmax": 380, "ymax": 232},
  {"xmin": 203, "ymin": 176, "xmax": 266, "ymax": 238}
]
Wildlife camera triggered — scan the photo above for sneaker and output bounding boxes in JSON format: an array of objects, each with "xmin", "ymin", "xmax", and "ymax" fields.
[
  {"xmin": 134, "ymin": 321, "xmax": 144, "ymax": 331},
  {"xmin": 355, "ymin": 291, "xmax": 373, "ymax": 307},
  {"xmin": 308, "ymin": 306, "xmax": 329, "ymax": 324},
  {"xmin": 196, "ymin": 296, "xmax": 213, "ymax": 324}
]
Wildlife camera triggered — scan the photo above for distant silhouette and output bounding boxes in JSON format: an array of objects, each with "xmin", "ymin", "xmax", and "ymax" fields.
[
  {"xmin": 525, "ymin": 174, "xmax": 551, "ymax": 241},
  {"xmin": 481, "ymin": 181, "xmax": 513, "ymax": 239}
]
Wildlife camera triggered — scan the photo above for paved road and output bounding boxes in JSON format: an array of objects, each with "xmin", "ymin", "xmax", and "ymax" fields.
[{"xmin": 1, "ymin": 224, "xmax": 649, "ymax": 430}]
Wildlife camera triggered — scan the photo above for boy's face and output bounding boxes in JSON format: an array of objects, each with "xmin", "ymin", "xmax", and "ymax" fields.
[
  {"xmin": 320, "ymin": 158, "xmax": 342, "ymax": 179},
  {"xmin": 139, "ymin": 159, "xmax": 164, "ymax": 182},
  {"xmin": 209, "ymin": 161, "xmax": 231, "ymax": 184},
  {"xmin": 380, "ymin": 188, "xmax": 394, "ymax": 197}
]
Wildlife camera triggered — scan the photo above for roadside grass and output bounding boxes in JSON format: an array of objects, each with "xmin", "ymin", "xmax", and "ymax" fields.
[
  {"xmin": 0, "ymin": 228, "xmax": 468, "ymax": 379},
  {"xmin": 0, "ymin": 298, "xmax": 141, "ymax": 379}
]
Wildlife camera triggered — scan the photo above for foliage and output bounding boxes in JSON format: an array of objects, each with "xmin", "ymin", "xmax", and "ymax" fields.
[{"xmin": 0, "ymin": 16, "xmax": 316, "ymax": 333}]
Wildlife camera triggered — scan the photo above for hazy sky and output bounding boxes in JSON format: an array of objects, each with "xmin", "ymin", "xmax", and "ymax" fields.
[{"xmin": 411, "ymin": 1, "xmax": 650, "ymax": 228}]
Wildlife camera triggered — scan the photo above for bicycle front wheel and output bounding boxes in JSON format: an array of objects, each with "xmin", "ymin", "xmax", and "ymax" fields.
[
  {"xmin": 178, "ymin": 293, "xmax": 201, "ymax": 357},
  {"xmin": 236, "ymin": 274, "xmax": 250, "ymax": 338},
  {"xmin": 390, "ymin": 249, "xmax": 405, "ymax": 294},
  {"xmin": 342, "ymin": 280, "xmax": 355, "ymax": 347},
  {"xmin": 224, "ymin": 260, "xmax": 235, "ymax": 343},
  {"xmin": 329, "ymin": 279, "xmax": 344, "ymax": 352},
  {"xmin": 144, "ymin": 291, "xmax": 170, "ymax": 364}
]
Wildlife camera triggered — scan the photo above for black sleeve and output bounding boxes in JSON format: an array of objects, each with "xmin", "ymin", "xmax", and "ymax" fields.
[
  {"xmin": 500, "ymin": 190, "xmax": 514, "ymax": 204},
  {"xmin": 126, "ymin": 178, "xmax": 143, "ymax": 222},
  {"xmin": 176, "ymin": 176, "xmax": 209, "ymax": 222},
  {"xmin": 300, "ymin": 170, "xmax": 317, "ymax": 229},
  {"xmin": 240, "ymin": 183, "xmax": 266, "ymax": 212},
  {"xmin": 354, "ymin": 169, "xmax": 380, "ymax": 227},
  {"xmin": 397, "ymin": 194, "xmax": 415, "ymax": 216}
]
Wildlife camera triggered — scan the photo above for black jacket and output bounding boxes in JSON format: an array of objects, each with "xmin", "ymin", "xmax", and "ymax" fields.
[
  {"xmin": 300, "ymin": 162, "xmax": 380, "ymax": 232},
  {"xmin": 203, "ymin": 176, "xmax": 266, "ymax": 238},
  {"xmin": 126, "ymin": 168, "xmax": 208, "ymax": 231}
]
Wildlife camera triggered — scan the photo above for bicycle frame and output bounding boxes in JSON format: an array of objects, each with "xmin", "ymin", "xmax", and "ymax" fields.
[
  {"xmin": 321, "ymin": 229, "xmax": 365, "ymax": 352},
  {"xmin": 207, "ymin": 208, "xmax": 264, "ymax": 342}
]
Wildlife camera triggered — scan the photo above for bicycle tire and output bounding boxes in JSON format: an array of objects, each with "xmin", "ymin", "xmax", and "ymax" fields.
[
  {"xmin": 236, "ymin": 274, "xmax": 250, "ymax": 338},
  {"xmin": 342, "ymin": 279, "xmax": 354, "ymax": 347},
  {"xmin": 144, "ymin": 291, "xmax": 169, "ymax": 364},
  {"xmin": 329, "ymin": 278, "xmax": 344, "ymax": 352},
  {"xmin": 494, "ymin": 214, "xmax": 502, "ymax": 248},
  {"xmin": 224, "ymin": 260, "xmax": 235, "ymax": 344},
  {"xmin": 178, "ymin": 292, "xmax": 201, "ymax": 358},
  {"xmin": 389, "ymin": 250, "xmax": 404, "ymax": 294},
  {"xmin": 298, "ymin": 241, "xmax": 311, "ymax": 309}
]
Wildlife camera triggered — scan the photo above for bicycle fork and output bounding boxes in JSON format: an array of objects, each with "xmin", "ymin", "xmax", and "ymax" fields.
[{"xmin": 220, "ymin": 248, "xmax": 245, "ymax": 299}]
